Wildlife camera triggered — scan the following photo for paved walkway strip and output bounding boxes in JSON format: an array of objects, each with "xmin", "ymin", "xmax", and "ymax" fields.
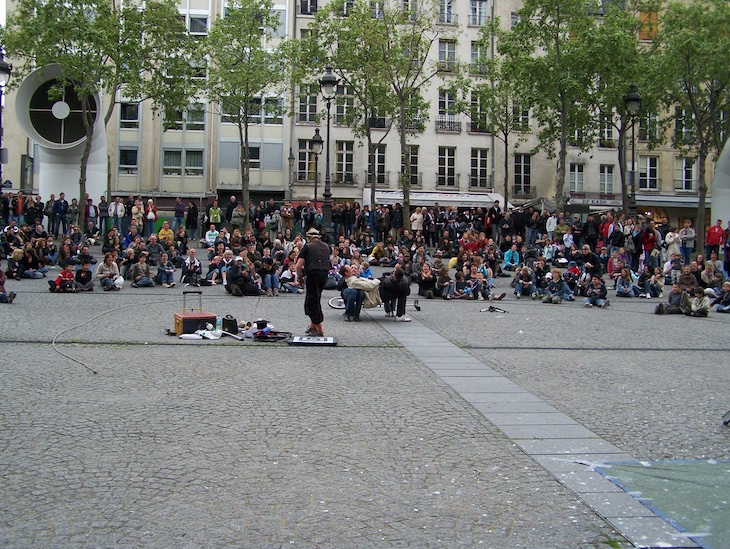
[{"xmin": 373, "ymin": 315, "xmax": 701, "ymax": 549}]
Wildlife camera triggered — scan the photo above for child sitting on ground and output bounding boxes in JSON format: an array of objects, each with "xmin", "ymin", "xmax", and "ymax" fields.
[
  {"xmin": 453, "ymin": 271, "xmax": 473, "ymax": 299},
  {"xmin": 49, "ymin": 262, "xmax": 76, "ymax": 292},
  {"xmin": 436, "ymin": 265, "xmax": 455, "ymax": 300},
  {"xmin": 74, "ymin": 261, "xmax": 95, "ymax": 291}
]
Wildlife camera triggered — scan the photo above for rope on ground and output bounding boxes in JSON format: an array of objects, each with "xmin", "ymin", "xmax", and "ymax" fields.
[{"xmin": 51, "ymin": 298, "xmax": 180, "ymax": 375}]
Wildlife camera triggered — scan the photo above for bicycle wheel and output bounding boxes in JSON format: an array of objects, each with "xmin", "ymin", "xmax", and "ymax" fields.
[{"xmin": 328, "ymin": 295, "xmax": 346, "ymax": 309}]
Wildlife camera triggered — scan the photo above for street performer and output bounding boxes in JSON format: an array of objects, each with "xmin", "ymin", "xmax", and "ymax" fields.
[{"xmin": 295, "ymin": 227, "xmax": 332, "ymax": 337}]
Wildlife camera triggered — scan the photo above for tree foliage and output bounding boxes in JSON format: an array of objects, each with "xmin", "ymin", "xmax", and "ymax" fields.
[
  {"xmin": 205, "ymin": 0, "xmax": 289, "ymax": 224},
  {"xmin": 651, "ymin": 0, "xmax": 730, "ymax": 250},
  {"xmin": 2, "ymin": 0, "xmax": 196, "ymax": 215}
]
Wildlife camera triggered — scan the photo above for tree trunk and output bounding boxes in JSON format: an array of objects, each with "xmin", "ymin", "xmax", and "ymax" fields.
[
  {"xmin": 556, "ymin": 97, "xmax": 568, "ymax": 214},
  {"xmin": 618, "ymin": 121, "xmax": 629, "ymax": 217},
  {"xmin": 503, "ymin": 131, "xmax": 509, "ymax": 212},
  {"xmin": 696, "ymin": 147, "xmax": 708, "ymax": 254},
  {"xmin": 78, "ymin": 95, "xmax": 94, "ymax": 227},
  {"xmin": 399, "ymin": 98, "xmax": 411, "ymax": 230},
  {"xmin": 239, "ymin": 121, "xmax": 251, "ymax": 231}
]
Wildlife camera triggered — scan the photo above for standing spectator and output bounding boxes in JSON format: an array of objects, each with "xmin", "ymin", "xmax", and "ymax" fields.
[
  {"xmin": 43, "ymin": 194, "xmax": 55, "ymax": 231},
  {"xmin": 53, "ymin": 193, "xmax": 69, "ymax": 237},
  {"xmin": 705, "ymin": 219, "xmax": 725, "ymax": 259},
  {"xmin": 144, "ymin": 199, "xmax": 158, "ymax": 237},
  {"xmin": 67, "ymin": 198, "xmax": 80, "ymax": 228},
  {"xmin": 85, "ymin": 198, "xmax": 99, "ymax": 228},
  {"xmin": 108, "ymin": 197, "xmax": 125, "ymax": 233},
  {"xmin": 343, "ymin": 202, "xmax": 356, "ymax": 238},
  {"xmin": 172, "ymin": 197, "xmax": 186, "ymax": 232},
  {"xmin": 225, "ymin": 195, "xmax": 239, "ymax": 227},
  {"xmin": 186, "ymin": 201, "xmax": 199, "ymax": 241},
  {"xmin": 390, "ymin": 203, "xmax": 404, "ymax": 240}
]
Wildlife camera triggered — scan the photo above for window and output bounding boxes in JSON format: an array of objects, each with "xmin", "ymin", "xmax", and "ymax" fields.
[
  {"xmin": 511, "ymin": 12, "xmax": 519, "ymax": 28},
  {"xmin": 163, "ymin": 150, "xmax": 182, "ymax": 175},
  {"xmin": 335, "ymin": 85, "xmax": 354, "ymax": 125},
  {"xmin": 675, "ymin": 108, "xmax": 694, "ymax": 145},
  {"xmin": 185, "ymin": 150, "xmax": 204, "ymax": 175},
  {"xmin": 437, "ymin": 146, "xmax": 456, "ymax": 187},
  {"xmin": 297, "ymin": 139, "xmax": 316, "ymax": 181},
  {"xmin": 248, "ymin": 97, "xmax": 263, "ymax": 124},
  {"xmin": 244, "ymin": 147, "xmax": 260, "ymax": 170},
  {"xmin": 119, "ymin": 149, "xmax": 138, "ymax": 174},
  {"xmin": 674, "ymin": 157, "xmax": 695, "ymax": 191},
  {"xmin": 374, "ymin": 145, "xmax": 386, "ymax": 184},
  {"xmin": 639, "ymin": 11, "xmax": 657, "ymax": 41},
  {"xmin": 599, "ymin": 114, "xmax": 615, "ymax": 147},
  {"xmin": 336, "ymin": 141, "xmax": 354, "ymax": 183},
  {"xmin": 186, "ymin": 105, "xmax": 205, "ymax": 131},
  {"xmin": 264, "ymin": 98, "xmax": 283, "ymax": 125},
  {"xmin": 439, "ymin": 0, "xmax": 455, "ymax": 24},
  {"xmin": 120, "ymin": 102, "xmax": 139, "ymax": 129},
  {"xmin": 188, "ymin": 15, "xmax": 208, "ymax": 37},
  {"xmin": 715, "ymin": 110, "xmax": 729, "ymax": 143},
  {"xmin": 436, "ymin": 90, "xmax": 460, "ymax": 131},
  {"xmin": 639, "ymin": 156, "xmax": 659, "ymax": 190},
  {"xmin": 298, "ymin": 85, "xmax": 318, "ymax": 123},
  {"xmin": 514, "ymin": 154, "xmax": 531, "ymax": 195},
  {"xmin": 599, "ymin": 165, "xmax": 614, "ymax": 194},
  {"xmin": 341, "ymin": 0, "xmax": 354, "ymax": 16},
  {"xmin": 469, "ymin": 0, "xmax": 488, "ymax": 25},
  {"xmin": 300, "ymin": 0, "xmax": 317, "ymax": 15},
  {"xmin": 470, "ymin": 42, "xmax": 486, "ymax": 75},
  {"xmin": 166, "ymin": 110, "xmax": 184, "ymax": 130},
  {"xmin": 402, "ymin": 0, "xmax": 418, "ymax": 20},
  {"xmin": 370, "ymin": 0, "xmax": 384, "ymax": 18},
  {"xmin": 438, "ymin": 40, "xmax": 456, "ymax": 72},
  {"xmin": 401, "ymin": 145, "xmax": 420, "ymax": 187},
  {"xmin": 569, "ymin": 163, "xmax": 584, "ymax": 193},
  {"xmin": 470, "ymin": 148, "xmax": 489, "ymax": 188},
  {"xmin": 470, "ymin": 93, "xmax": 488, "ymax": 133},
  {"xmin": 513, "ymin": 106, "xmax": 529, "ymax": 132},
  {"xmin": 639, "ymin": 111, "xmax": 659, "ymax": 142}
]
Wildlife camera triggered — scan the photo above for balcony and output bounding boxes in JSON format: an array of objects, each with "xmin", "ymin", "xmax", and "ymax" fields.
[
  {"xmin": 637, "ymin": 178, "xmax": 662, "ymax": 192},
  {"xmin": 467, "ymin": 121, "xmax": 490, "ymax": 134},
  {"xmin": 399, "ymin": 172, "xmax": 423, "ymax": 188},
  {"xmin": 436, "ymin": 172, "xmax": 460, "ymax": 188},
  {"xmin": 673, "ymin": 180, "xmax": 698, "ymax": 194},
  {"xmin": 469, "ymin": 62, "xmax": 488, "ymax": 76},
  {"xmin": 368, "ymin": 117, "xmax": 389, "ymax": 129},
  {"xmin": 335, "ymin": 173, "xmax": 358, "ymax": 185},
  {"xmin": 598, "ymin": 139, "xmax": 617, "ymax": 149},
  {"xmin": 469, "ymin": 175, "xmax": 493, "ymax": 190},
  {"xmin": 468, "ymin": 14, "xmax": 488, "ymax": 26},
  {"xmin": 437, "ymin": 60, "xmax": 457, "ymax": 73},
  {"xmin": 404, "ymin": 117, "xmax": 424, "ymax": 132},
  {"xmin": 512, "ymin": 187, "xmax": 536, "ymax": 199},
  {"xmin": 438, "ymin": 12, "xmax": 457, "ymax": 24},
  {"xmin": 435, "ymin": 115, "xmax": 462, "ymax": 133}
]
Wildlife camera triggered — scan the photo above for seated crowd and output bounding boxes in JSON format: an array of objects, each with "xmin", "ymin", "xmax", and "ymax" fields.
[{"xmin": 2, "ymin": 196, "xmax": 730, "ymax": 320}]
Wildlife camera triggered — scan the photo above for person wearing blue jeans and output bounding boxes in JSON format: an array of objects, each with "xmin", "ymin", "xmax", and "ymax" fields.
[
  {"xmin": 339, "ymin": 264, "xmax": 382, "ymax": 321},
  {"xmin": 258, "ymin": 258, "xmax": 280, "ymax": 296}
]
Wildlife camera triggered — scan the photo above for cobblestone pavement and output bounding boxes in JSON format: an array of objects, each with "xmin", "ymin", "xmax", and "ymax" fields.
[{"xmin": 2, "ymin": 259, "xmax": 726, "ymax": 547}]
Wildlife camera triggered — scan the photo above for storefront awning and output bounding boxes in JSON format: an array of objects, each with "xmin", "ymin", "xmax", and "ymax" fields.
[{"xmin": 363, "ymin": 189, "xmax": 514, "ymax": 210}]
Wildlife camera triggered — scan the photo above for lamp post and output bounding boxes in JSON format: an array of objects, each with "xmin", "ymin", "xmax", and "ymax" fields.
[
  {"xmin": 0, "ymin": 50, "xmax": 13, "ymax": 191},
  {"xmin": 624, "ymin": 84, "xmax": 641, "ymax": 218},
  {"xmin": 287, "ymin": 148, "xmax": 295, "ymax": 201},
  {"xmin": 310, "ymin": 128, "xmax": 323, "ymax": 207},
  {"xmin": 318, "ymin": 66, "xmax": 339, "ymax": 243}
]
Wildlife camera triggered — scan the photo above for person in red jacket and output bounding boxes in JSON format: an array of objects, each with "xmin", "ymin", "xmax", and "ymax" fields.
[
  {"xmin": 705, "ymin": 219, "xmax": 726, "ymax": 259},
  {"xmin": 641, "ymin": 220, "xmax": 659, "ymax": 268}
]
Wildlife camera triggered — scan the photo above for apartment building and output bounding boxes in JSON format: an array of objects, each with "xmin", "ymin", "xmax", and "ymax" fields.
[{"xmin": 2, "ymin": 0, "xmax": 713, "ymax": 224}]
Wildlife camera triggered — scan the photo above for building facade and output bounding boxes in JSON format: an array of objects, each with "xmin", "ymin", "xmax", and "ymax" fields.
[{"xmin": 2, "ymin": 0, "xmax": 715, "ymax": 226}]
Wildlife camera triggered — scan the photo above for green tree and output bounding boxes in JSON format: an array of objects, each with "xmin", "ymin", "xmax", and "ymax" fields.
[
  {"xmin": 2, "ymin": 0, "xmax": 196, "ymax": 219},
  {"xmin": 652, "ymin": 0, "xmax": 730, "ymax": 252},
  {"xmin": 497, "ymin": 0, "xmax": 600, "ymax": 213},
  {"xmin": 310, "ymin": 0, "xmax": 397, "ymax": 208},
  {"xmin": 587, "ymin": 1, "xmax": 652, "ymax": 216},
  {"xmin": 205, "ymin": 0, "xmax": 289, "ymax": 227}
]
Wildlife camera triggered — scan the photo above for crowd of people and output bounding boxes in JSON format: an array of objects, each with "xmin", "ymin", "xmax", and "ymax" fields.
[{"xmin": 2, "ymin": 189, "xmax": 730, "ymax": 320}]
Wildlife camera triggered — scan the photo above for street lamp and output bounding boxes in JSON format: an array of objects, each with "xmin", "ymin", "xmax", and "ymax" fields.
[
  {"xmin": 624, "ymin": 84, "xmax": 642, "ymax": 218},
  {"xmin": 318, "ymin": 66, "xmax": 339, "ymax": 242},
  {"xmin": 0, "ymin": 50, "xmax": 13, "ymax": 191},
  {"xmin": 310, "ymin": 128, "xmax": 323, "ymax": 206},
  {"xmin": 288, "ymin": 148, "xmax": 295, "ymax": 201}
]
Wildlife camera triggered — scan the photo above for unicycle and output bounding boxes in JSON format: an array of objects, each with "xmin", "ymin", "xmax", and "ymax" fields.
[{"xmin": 328, "ymin": 295, "xmax": 346, "ymax": 309}]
